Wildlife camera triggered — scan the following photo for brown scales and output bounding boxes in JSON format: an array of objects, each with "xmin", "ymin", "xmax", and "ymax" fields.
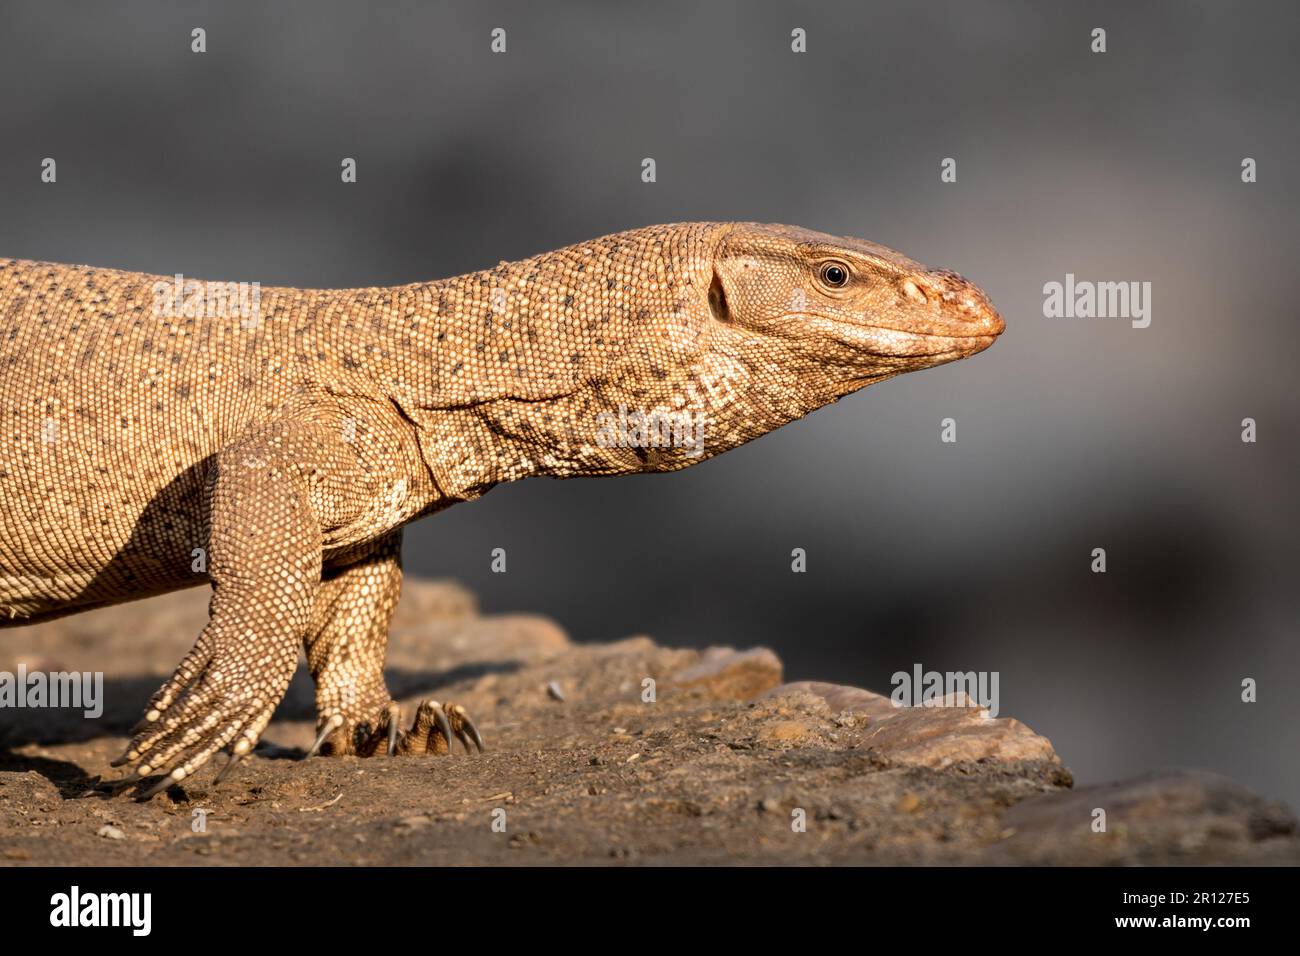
[{"xmin": 0, "ymin": 222, "xmax": 1003, "ymax": 798}]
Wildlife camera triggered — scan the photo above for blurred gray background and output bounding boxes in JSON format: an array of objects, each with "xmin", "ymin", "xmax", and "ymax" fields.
[{"xmin": 1, "ymin": 1, "xmax": 1296, "ymax": 806}]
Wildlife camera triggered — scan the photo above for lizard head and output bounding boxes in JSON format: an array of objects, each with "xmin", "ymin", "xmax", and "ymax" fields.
[
  {"xmin": 707, "ymin": 222, "xmax": 1004, "ymax": 400},
  {"xmin": 414, "ymin": 221, "xmax": 1004, "ymax": 488}
]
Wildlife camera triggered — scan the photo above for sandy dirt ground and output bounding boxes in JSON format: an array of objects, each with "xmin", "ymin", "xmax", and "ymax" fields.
[{"xmin": 1, "ymin": 580, "xmax": 1296, "ymax": 865}]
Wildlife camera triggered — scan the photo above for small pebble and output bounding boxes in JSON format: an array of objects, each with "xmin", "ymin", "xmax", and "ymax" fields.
[{"xmin": 896, "ymin": 792, "xmax": 922, "ymax": 814}]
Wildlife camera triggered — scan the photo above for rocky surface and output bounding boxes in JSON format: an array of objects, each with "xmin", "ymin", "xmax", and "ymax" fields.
[{"xmin": 1, "ymin": 580, "xmax": 1296, "ymax": 865}]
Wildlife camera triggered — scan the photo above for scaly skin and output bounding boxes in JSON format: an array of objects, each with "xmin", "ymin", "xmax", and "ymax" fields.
[{"xmin": 0, "ymin": 222, "xmax": 1003, "ymax": 797}]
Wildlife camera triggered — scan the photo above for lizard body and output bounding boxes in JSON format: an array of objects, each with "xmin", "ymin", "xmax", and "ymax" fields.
[{"xmin": 0, "ymin": 222, "xmax": 1002, "ymax": 795}]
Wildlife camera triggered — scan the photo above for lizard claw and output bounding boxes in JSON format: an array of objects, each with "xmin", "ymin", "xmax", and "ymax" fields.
[
  {"xmin": 387, "ymin": 711, "xmax": 400, "ymax": 756},
  {"xmin": 427, "ymin": 700, "xmax": 454, "ymax": 751},
  {"xmin": 307, "ymin": 713, "xmax": 345, "ymax": 758},
  {"xmin": 396, "ymin": 699, "xmax": 485, "ymax": 755},
  {"xmin": 305, "ymin": 699, "xmax": 484, "ymax": 757},
  {"xmin": 450, "ymin": 704, "xmax": 485, "ymax": 754},
  {"xmin": 89, "ymin": 771, "xmax": 141, "ymax": 796},
  {"xmin": 212, "ymin": 751, "xmax": 243, "ymax": 787},
  {"xmin": 115, "ymin": 638, "xmax": 294, "ymax": 800},
  {"xmin": 137, "ymin": 769, "xmax": 184, "ymax": 802}
]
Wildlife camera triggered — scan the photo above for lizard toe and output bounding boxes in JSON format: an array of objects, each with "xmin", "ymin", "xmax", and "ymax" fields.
[
  {"xmin": 115, "ymin": 623, "xmax": 298, "ymax": 797},
  {"xmin": 307, "ymin": 699, "xmax": 402, "ymax": 757},
  {"xmin": 140, "ymin": 636, "xmax": 215, "ymax": 723},
  {"xmin": 396, "ymin": 699, "xmax": 484, "ymax": 755},
  {"xmin": 116, "ymin": 681, "xmax": 222, "ymax": 766},
  {"xmin": 128, "ymin": 703, "xmax": 236, "ymax": 779},
  {"xmin": 133, "ymin": 697, "xmax": 276, "ymax": 801},
  {"xmin": 308, "ymin": 698, "xmax": 484, "ymax": 757}
]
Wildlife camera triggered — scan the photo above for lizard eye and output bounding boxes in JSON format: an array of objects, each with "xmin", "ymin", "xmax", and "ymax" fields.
[{"xmin": 819, "ymin": 262, "xmax": 849, "ymax": 288}]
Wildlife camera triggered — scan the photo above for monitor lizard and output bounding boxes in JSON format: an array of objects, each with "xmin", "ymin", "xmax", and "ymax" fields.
[{"xmin": 0, "ymin": 222, "xmax": 1004, "ymax": 798}]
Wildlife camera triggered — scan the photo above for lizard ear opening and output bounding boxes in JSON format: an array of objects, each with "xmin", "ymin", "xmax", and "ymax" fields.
[{"xmin": 708, "ymin": 270, "xmax": 731, "ymax": 324}]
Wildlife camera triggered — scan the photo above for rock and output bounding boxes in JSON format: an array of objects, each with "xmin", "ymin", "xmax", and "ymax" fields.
[
  {"xmin": 766, "ymin": 681, "xmax": 897, "ymax": 717},
  {"xmin": 664, "ymin": 646, "xmax": 783, "ymax": 699},
  {"xmin": 2, "ymin": 579, "xmax": 1294, "ymax": 866},
  {"xmin": 896, "ymin": 792, "xmax": 922, "ymax": 814},
  {"xmin": 391, "ymin": 580, "xmax": 478, "ymax": 624},
  {"xmin": 758, "ymin": 719, "xmax": 817, "ymax": 744},
  {"xmin": 762, "ymin": 681, "xmax": 1057, "ymax": 768},
  {"xmin": 993, "ymin": 769, "xmax": 1299, "ymax": 865},
  {"xmin": 0, "ymin": 770, "xmax": 62, "ymax": 806},
  {"xmin": 388, "ymin": 611, "xmax": 570, "ymax": 670},
  {"xmin": 97, "ymin": 825, "xmax": 125, "ymax": 840}
]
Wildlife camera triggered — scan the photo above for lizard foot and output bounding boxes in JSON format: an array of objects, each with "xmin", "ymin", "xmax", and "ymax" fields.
[
  {"xmin": 398, "ymin": 699, "xmax": 485, "ymax": 755},
  {"xmin": 110, "ymin": 639, "xmax": 292, "ymax": 800},
  {"xmin": 307, "ymin": 699, "xmax": 484, "ymax": 757}
]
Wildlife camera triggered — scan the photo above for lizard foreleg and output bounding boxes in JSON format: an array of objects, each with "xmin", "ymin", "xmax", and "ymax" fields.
[
  {"xmin": 303, "ymin": 531, "xmax": 483, "ymax": 757},
  {"xmin": 115, "ymin": 425, "xmax": 322, "ymax": 798}
]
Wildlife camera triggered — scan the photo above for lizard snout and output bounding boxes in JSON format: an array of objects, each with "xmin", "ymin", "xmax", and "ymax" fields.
[{"xmin": 900, "ymin": 269, "xmax": 1004, "ymax": 338}]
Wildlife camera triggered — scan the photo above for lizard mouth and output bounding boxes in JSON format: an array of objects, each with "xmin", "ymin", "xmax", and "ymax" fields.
[
  {"xmin": 795, "ymin": 314, "xmax": 1002, "ymax": 360},
  {"xmin": 786, "ymin": 311, "xmax": 1001, "ymax": 401}
]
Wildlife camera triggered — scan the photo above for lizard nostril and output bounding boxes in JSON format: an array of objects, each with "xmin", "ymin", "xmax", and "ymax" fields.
[
  {"xmin": 907, "ymin": 271, "xmax": 967, "ymax": 307},
  {"xmin": 900, "ymin": 280, "xmax": 928, "ymax": 305},
  {"xmin": 923, "ymin": 269, "xmax": 999, "ymax": 326}
]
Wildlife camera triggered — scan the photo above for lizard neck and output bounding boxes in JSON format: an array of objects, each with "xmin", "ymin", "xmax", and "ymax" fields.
[
  {"xmin": 306, "ymin": 224, "xmax": 741, "ymax": 498},
  {"xmin": 303, "ymin": 229, "xmax": 835, "ymax": 498}
]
